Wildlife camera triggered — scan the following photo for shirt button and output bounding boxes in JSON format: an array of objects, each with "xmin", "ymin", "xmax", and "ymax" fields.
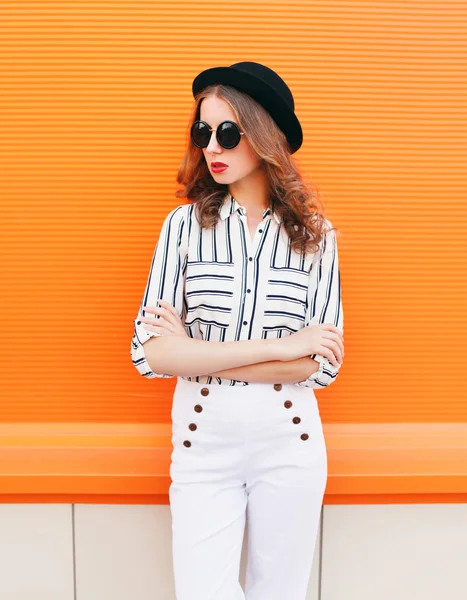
[
  {"xmin": 300, "ymin": 433, "xmax": 309, "ymax": 441},
  {"xmin": 259, "ymin": 229, "xmax": 263, "ymax": 233},
  {"xmin": 273, "ymin": 383, "xmax": 282, "ymax": 391},
  {"xmin": 284, "ymin": 400, "xmax": 293, "ymax": 408},
  {"xmin": 247, "ymin": 289, "xmax": 251, "ymax": 293},
  {"xmin": 292, "ymin": 416, "xmax": 301, "ymax": 424},
  {"xmin": 188, "ymin": 423, "xmax": 197, "ymax": 431},
  {"xmin": 183, "ymin": 440, "xmax": 192, "ymax": 447},
  {"xmin": 194, "ymin": 404, "xmax": 203, "ymax": 413},
  {"xmin": 243, "ymin": 320, "xmax": 248, "ymax": 326},
  {"xmin": 200, "ymin": 387, "xmax": 209, "ymax": 396},
  {"xmin": 249, "ymin": 257, "xmax": 253, "ymax": 262}
]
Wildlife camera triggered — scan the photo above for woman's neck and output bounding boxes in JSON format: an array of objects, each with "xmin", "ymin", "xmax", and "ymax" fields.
[{"xmin": 228, "ymin": 170, "xmax": 270, "ymax": 217}]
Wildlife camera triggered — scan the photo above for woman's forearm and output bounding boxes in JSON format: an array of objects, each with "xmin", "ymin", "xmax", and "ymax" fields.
[
  {"xmin": 201, "ymin": 356, "xmax": 321, "ymax": 384},
  {"xmin": 142, "ymin": 335, "xmax": 281, "ymax": 377}
]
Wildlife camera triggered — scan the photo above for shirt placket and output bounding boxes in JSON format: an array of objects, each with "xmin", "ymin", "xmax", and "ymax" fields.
[{"xmin": 238, "ymin": 205, "xmax": 271, "ymax": 338}]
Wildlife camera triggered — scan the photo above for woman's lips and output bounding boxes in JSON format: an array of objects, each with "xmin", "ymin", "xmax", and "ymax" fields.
[{"xmin": 211, "ymin": 163, "xmax": 229, "ymax": 173}]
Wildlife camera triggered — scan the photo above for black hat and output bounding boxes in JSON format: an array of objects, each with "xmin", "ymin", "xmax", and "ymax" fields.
[{"xmin": 192, "ymin": 61, "xmax": 303, "ymax": 154}]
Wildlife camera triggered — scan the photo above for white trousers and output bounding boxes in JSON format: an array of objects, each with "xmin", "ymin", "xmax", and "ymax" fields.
[{"xmin": 169, "ymin": 377, "xmax": 328, "ymax": 600}]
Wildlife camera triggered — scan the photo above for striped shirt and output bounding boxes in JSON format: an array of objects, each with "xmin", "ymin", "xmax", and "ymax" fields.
[{"xmin": 131, "ymin": 192, "xmax": 343, "ymax": 388}]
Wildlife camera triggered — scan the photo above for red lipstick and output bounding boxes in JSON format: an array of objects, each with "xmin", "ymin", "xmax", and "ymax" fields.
[{"xmin": 211, "ymin": 162, "xmax": 229, "ymax": 173}]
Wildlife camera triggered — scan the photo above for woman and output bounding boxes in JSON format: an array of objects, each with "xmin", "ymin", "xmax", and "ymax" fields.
[{"xmin": 131, "ymin": 61, "xmax": 344, "ymax": 600}]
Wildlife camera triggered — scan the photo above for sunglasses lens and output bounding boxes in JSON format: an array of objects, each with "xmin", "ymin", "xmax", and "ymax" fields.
[
  {"xmin": 218, "ymin": 121, "xmax": 241, "ymax": 149},
  {"xmin": 191, "ymin": 120, "xmax": 242, "ymax": 149},
  {"xmin": 191, "ymin": 121, "xmax": 211, "ymax": 148}
]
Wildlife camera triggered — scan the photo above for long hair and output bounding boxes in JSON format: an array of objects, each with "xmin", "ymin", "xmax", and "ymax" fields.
[{"xmin": 175, "ymin": 84, "xmax": 338, "ymax": 256}]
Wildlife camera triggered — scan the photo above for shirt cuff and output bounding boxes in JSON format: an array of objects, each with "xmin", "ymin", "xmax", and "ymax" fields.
[
  {"xmin": 131, "ymin": 320, "xmax": 174, "ymax": 379},
  {"xmin": 295, "ymin": 354, "xmax": 340, "ymax": 388}
]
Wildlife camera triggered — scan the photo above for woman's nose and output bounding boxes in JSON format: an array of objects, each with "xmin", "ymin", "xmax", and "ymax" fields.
[{"xmin": 206, "ymin": 130, "xmax": 222, "ymax": 153}]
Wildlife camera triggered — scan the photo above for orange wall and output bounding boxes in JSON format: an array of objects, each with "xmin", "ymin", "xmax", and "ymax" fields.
[{"xmin": 1, "ymin": 1, "xmax": 466, "ymax": 425}]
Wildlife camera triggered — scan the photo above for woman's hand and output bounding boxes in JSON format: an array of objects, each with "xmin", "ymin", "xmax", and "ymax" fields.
[
  {"xmin": 140, "ymin": 299, "xmax": 188, "ymax": 337},
  {"xmin": 278, "ymin": 324, "xmax": 344, "ymax": 367}
]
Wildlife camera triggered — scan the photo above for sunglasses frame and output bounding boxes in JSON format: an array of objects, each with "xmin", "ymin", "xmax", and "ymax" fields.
[{"xmin": 191, "ymin": 119, "xmax": 245, "ymax": 150}]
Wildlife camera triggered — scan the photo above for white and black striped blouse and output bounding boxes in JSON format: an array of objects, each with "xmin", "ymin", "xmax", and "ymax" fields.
[{"xmin": 131, "ymin": 192, "xmax": 343, "ymax": 388}]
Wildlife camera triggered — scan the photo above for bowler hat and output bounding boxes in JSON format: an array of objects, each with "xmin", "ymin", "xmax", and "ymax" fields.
[{"xmin": 192, "ymin": 61, "xmax": 303, "ymax": 154}]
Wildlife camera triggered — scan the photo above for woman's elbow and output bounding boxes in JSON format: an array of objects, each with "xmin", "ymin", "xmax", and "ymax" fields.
[{"xmin": 130, "ymin": 335, "xmax": 176, "ymax": 379}]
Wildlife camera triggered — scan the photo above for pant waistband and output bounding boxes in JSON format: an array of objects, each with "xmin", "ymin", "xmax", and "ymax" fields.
[{"xmin": 174, "ymin": 376, "xmax": 316, "ymax": 401}]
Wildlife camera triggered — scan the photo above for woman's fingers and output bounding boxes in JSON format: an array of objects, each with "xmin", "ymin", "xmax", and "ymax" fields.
[
  {"xmin": 140, "ymin": 307, "xmax": 176, "ymax": 331},
  {"xmin": 143, "ymin": 319, "xmax": 176, "ymax": 333},
  {"xmin": 323, "ymin": 324, "xmax": 344, "ymax": 341},
  {"xmin": 315, "ymin": 344, "xmax": 339, "ymax": 368},
  {"xmin": 143, "ymin": 305, "xmax": 177, "ymax": 327},
  {"xmin": 315, "ymin": 328, "xmax": 344, "ymax": 366},
  {"xmin": 322, "ymin": 330, "xmax": 344, "ymax": 358},
  {"xmin": 317, "ymin": 344, "xmax": 341, "ymax": 368},
  {"xmin": 142, "ymin": 301, "xmax": 187, "ymax": 337},
  {"xmin": 143, "ymin": 300, "xmax": 182, "ymax": 324},
  {"xmin": 319, "ymin": 325, "xmax": 344, "ymax": 358},
  {"xmin": 320, "ymin": 338, "xmax": 343, "ymax": 366},
  {"xmin": 157, "ymin": 299, "xmax": 180, "ymax": 318}
]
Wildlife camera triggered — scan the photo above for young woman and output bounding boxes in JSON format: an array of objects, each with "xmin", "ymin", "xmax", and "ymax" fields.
[{"xmin": 131, "ymin": 61, "xmax": 344, "ymax": 600}]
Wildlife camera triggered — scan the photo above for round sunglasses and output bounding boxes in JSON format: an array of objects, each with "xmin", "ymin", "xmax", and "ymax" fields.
[{"xmin": 191, "ymin": 120, "xmax": 245, "ymax": 150}]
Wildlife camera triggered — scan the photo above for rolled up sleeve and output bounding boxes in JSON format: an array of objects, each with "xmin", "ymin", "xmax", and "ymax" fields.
[
  {"xmin": 296, "ymin": 222, "xmax": 344, "ymax": 389},
  {"xmin": 131, "ymin": 205, "xmax": 188, "ymax": 379}
]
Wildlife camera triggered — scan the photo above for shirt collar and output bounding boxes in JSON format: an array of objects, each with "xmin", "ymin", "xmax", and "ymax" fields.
[{"xmin": 219, "ymin": 192, "xmax": 282, "ymax": 225}]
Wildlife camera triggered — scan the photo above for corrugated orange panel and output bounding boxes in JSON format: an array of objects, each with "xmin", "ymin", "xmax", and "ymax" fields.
[
  {"xmin": 1, "ymin": 423, "xmax": 466, "ymax": 504},
  {"xmin": 0, "ymin": 1, "xmax": 466, "ymax": 427}
]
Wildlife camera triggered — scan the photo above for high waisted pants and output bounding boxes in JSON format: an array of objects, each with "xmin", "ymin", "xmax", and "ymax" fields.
[{"xmin": 168, "ymin": 377, "xmax": 328, "ymax": 600}]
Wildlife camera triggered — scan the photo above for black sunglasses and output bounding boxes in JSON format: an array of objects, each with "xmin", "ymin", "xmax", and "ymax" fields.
[{"xmin": 191, "ymin": 120, "xmax": 245, "ymax": 150}]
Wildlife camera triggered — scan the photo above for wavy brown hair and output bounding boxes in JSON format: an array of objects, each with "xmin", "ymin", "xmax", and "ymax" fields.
[{"xmin": 175, "ymin": 84, "xmax": 338, "ymax": 256}]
